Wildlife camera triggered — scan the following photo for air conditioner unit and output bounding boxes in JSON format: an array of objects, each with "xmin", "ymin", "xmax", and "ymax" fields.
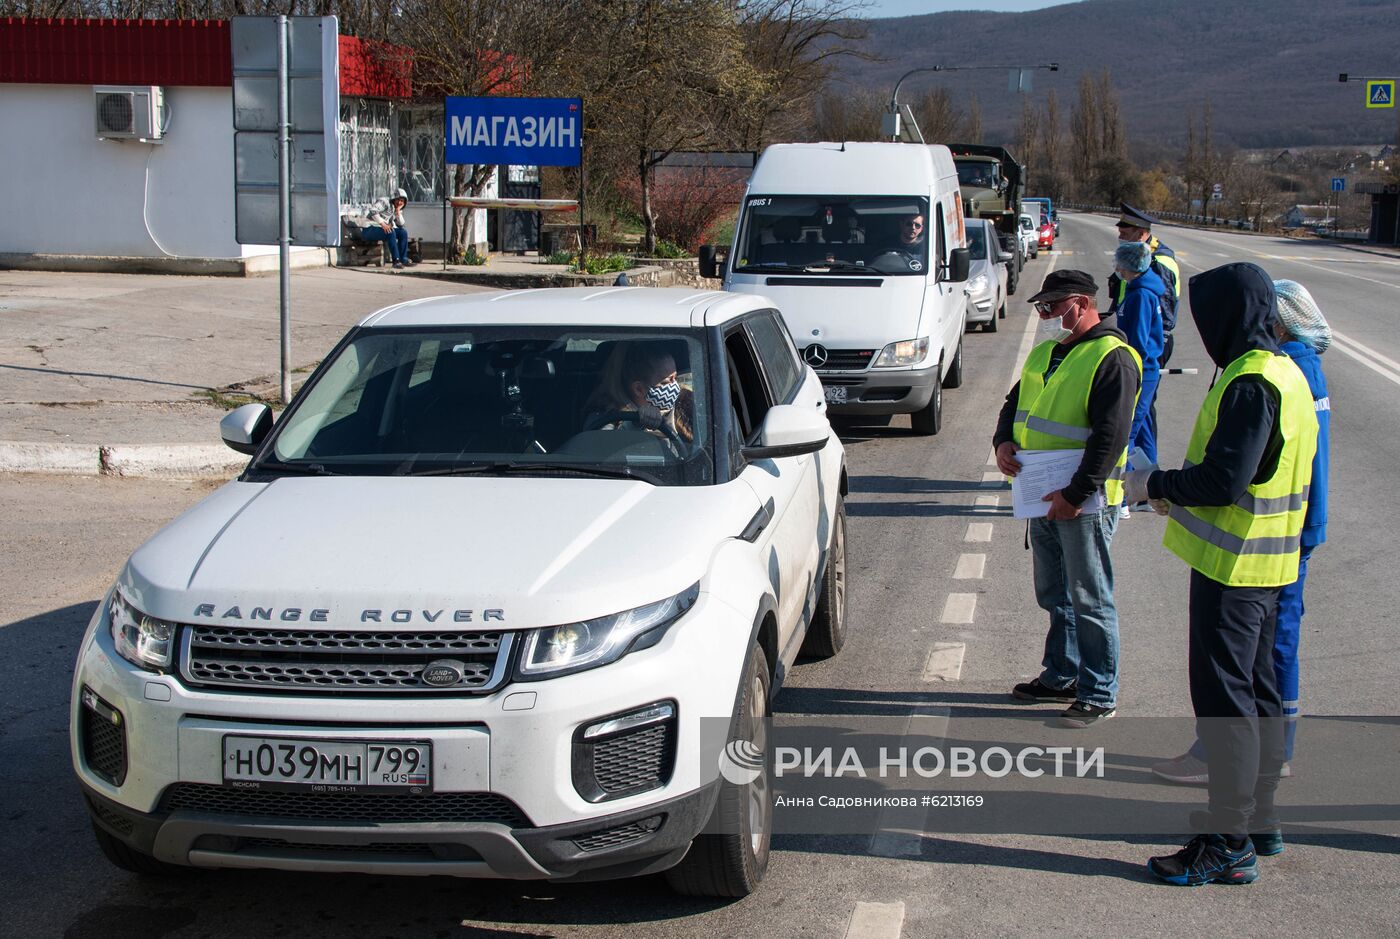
[{"xmin": 94, "ymin": 86, "xmax": 166, "ymax": 141}]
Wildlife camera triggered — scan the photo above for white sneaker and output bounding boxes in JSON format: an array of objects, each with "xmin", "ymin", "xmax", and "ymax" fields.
[{"xmin": 1118, "ymin": 504, "xmax": 1131, "ymax": 519}]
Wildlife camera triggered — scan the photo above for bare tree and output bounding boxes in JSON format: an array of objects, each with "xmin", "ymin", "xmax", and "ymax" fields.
[
  {"xmin": 1016, "ymin": 98, "xmax": 1039, "ymax": 190},
  {"xmin": 1040, "ymin": 89, "xmax": 1063, "ymax": 201},
  {"xmin": 913, "ymin": 86, "xmax": 964, "ymax": 144},
  {"xmin": 809, "ymin": 87, "xmax": 884, "ymax": 142},
  {"xmin": 963, "ymin": 93, "xmax": 982, "ymax": 144}
]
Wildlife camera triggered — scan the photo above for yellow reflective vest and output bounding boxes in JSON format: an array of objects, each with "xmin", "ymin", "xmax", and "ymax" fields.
[
  {"xmin": 1162, "ymin": 350, "xmax": 1318, "ymax": 587},
  {"xmin": 1013, "ymin": 336, "xmax": 1142, "ymax": 506}
]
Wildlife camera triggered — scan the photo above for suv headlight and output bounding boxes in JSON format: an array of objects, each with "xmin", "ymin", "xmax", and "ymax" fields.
[
  {"xmin": 109, "ymin": 590, "xmax": 177, "ymax": 671},
  {"xmin": 516, "ymin": 584, "xmax": 699, "ymax": 679},
  {"xmin": 873, "ymin": 337, "xmax": 930, "ymax": 368}
]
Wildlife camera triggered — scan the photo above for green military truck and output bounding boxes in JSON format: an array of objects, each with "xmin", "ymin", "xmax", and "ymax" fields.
[{"xmin": 949, "ymin": 144, "xmax": 1025, "ymax": 295}]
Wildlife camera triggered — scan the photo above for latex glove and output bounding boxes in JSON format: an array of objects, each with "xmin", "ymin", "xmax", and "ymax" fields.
[
  {"xmin": 1123, "ymin": 469, "xmax": 1153, "ymax": 506},
  {"xmin": 995, "ymin": 441, "xmax": 1022, "ymax": 477},
  {"xmin": 1149, "ymin": 498, "xmax": 1171, "ymax": 516}
]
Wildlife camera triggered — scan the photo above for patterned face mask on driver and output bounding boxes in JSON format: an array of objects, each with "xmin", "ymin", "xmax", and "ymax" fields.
[{"xmin": 646, "ymin": 379, "xmax": 682, "ymax": 411}]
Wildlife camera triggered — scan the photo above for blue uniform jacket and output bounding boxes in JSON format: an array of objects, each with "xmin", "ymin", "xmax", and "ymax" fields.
[
  {"xmin": 1282, "ymin": 339, "xmax": 1329, "ymax": 546},
  {"xmin": 1118, "ymin": 268, "xmax": 1166, "ymax": 379}
]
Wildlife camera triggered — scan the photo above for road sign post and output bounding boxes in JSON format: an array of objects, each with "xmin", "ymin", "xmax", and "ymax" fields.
[{"xmin": 231, "ymin": 15, "xmax": 340, "ymax": 405}]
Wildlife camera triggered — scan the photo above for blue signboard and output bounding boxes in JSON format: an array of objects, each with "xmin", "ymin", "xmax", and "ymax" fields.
[
  {"xmin": 444, "ymin": 97, "xmax": 582, "ymax": 167},
  {"xmin": 1332, "ymin": 177, "xmax": 1346, "ymax": 192}
]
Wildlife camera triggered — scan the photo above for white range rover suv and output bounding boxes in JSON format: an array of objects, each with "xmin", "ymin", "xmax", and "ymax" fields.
[{"xmin": 71, "ymin": 287, "xmax": 848, "ymax": 897}]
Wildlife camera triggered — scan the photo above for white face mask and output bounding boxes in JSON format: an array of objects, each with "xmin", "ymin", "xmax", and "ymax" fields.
[{"xmin": 1037, "ymin": 316, "xmax": 1072, "ymax": 344}]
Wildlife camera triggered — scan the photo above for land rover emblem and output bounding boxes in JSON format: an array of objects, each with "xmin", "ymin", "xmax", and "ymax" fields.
[{"xmin": 421, "ymin": 659, "xmax": 466, "ymax": 687}]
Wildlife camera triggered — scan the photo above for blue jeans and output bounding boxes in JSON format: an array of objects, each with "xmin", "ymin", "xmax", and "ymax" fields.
[
  {"xmin": 363, "ymin": 226, "xmax": 408, "ymax": 263},
  {"xmin": 1030, "ymin": 505, "xmax": 1121, "ymax": 707}
]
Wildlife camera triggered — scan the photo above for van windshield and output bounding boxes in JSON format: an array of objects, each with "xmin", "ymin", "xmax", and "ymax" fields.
[{"xmin": 733, "ymin": 195, "xmax": 931, "ymax": 276}]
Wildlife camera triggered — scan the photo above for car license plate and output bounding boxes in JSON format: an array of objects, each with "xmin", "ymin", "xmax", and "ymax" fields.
[
  {"xmin": 222, "ymin": 736, "xmax": 432, "ymax": 792},
  {"xmin": 824, "ymin": 384, "xmax": 848, "ymax": 405}
]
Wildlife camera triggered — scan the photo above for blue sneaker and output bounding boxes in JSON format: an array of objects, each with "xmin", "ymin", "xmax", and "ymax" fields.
[
  {"xmin": 1148, "ymin": 834, "xmax": 1259, "ymax": 886},
  {"xmin": 1188, "ymin": 810, "xmax": 1284, "ymax": 857}
]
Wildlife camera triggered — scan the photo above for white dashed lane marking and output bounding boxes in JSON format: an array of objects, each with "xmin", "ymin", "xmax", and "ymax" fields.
[
  {"xmin": 867, "ymin": 709, "xmax": 951, "ymax": 858},
  {"xmin": 953, "ymin": 553, "xmax": 986, "ymax": 579},
  {"xmin": 844, "ymin": 901, "xmax": 906, "ymax": 939},
  {"xmin": 939, "ymin": 595, "xmax": 977, "ymax": 625},
  {"xmin": 975, "ymin": 494, "xmax": 1000, "ymax": 508},
  {"xmin": 980, "ymin": 471, "xmax": 1004, "ymax": 486},
  {"xmin": 964, "ymin": 522, "xmax": 993, "ymax": 542},
  {"xmin": 923, "ymin": 640, "xmax": 968, "ymax": 677}
]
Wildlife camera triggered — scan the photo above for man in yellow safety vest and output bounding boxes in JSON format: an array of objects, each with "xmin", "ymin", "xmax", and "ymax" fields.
[
  {"xmin": 1124, "ymin": 263, "xmax": 1317, "ymax": 886},
  {"xmin": 995, "ymin": 270, "xmax": 1142, "ymax": 729}
]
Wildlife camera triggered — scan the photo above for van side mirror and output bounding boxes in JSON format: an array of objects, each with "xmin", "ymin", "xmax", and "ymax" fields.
[
  {"xmin": 220, "ymin": 403, "xmax": 273, "ymax": 455},
  {"xmin": 945, "ymin": 247, "xmax": 971, "ymax": 283},
  {"xmin": 698, "ymin": 244, "xmax": 727, "ymax": 280}
]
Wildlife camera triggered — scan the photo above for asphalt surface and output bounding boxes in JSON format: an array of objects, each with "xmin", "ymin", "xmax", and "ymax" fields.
[{"xmin": 2, "ymin": 215, "xmax": 1397, "ymax": 937}]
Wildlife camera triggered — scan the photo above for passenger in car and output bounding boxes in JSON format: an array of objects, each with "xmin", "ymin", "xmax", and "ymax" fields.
[{"xmin": 585, "ymin": 342, "xmax": 694, "ymax": 450}]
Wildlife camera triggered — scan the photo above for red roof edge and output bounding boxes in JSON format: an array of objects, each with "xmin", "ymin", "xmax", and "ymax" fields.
[
  {"xmin": 339, "ymin": 34, "xmax": 412, "ymax": 99},
  {"xmin": 1, "ymin": 18, "xmax": 414, "ymax": 98},
  {"xmin": 0, "ymin": 17, "xmax": 231, "ymax": 87}
]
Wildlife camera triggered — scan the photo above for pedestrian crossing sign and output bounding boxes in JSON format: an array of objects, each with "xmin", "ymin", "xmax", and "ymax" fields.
[{"xmin": 1367, "ymin": 80, "xmax": 1394, "ymax": 108}]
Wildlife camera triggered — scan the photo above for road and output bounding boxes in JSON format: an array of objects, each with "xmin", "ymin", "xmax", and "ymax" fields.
[{"xmin": 2, "ymin": 215, "xmax": 1397, "ymax": 937}]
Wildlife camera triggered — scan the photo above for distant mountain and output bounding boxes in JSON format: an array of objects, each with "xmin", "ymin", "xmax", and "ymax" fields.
[{"xmin": 837, "ymin": 0, "xmax": 1400, "ymax": 151}]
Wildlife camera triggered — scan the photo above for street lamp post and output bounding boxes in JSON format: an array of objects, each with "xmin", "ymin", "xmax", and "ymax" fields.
[{"xmin": 886, "ymin": 63, "xmax": 1058, "ymax": 142}]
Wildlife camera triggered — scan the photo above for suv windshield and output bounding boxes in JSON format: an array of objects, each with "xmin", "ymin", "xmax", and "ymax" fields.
[
  {"xmin": 733, "ymin": 195, "xmax": 930, "ymax": 276},
  {"xmin": 257, "ymin": 326, "xmax": 713, "ymax": 486}
]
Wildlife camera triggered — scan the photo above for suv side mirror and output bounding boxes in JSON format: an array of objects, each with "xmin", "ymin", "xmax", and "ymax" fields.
[
  {"xmin": 220, "ymin": 403, "xmax": 273, "ymax": 455},
  {"xmin": 742, "ymin": 404, "xmax": 829, "ymax": 461},
  {"xmin": 944, "ymin": 247, "xmax": 971, "ymax": 283},
  {"xmin": 698, "ymin": 244, "xmax": 727, "ymax": 280}
]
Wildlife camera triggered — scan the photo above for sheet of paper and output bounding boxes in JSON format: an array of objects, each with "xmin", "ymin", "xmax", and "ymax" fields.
[{"xmin": 1010, "ymin": 449, "xmax": 1106, "ymax": 519}]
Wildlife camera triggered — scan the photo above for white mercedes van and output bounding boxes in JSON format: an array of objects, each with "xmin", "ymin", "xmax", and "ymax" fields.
[{"xmin": 702, "ymin": 142, "xmax": 971, "ymax": 435}]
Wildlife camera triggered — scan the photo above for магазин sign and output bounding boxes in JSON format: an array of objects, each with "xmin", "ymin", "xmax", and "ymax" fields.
[{"xmin": 445, "ymin": 97, "xmax": 582, "ymax": 167}]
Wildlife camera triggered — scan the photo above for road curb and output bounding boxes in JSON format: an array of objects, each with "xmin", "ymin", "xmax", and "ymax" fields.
[{"xmin": 0, "ymin": 440, "xmax": 244, "ymax": 479}]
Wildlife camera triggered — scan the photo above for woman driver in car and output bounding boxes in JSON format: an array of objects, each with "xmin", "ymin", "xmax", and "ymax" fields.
[{"xmin": 585, "ymin": 342, "xmax": 694, "ymax": 450}]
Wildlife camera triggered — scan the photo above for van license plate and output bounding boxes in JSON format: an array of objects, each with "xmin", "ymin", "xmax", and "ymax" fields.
[
  {"xmin": 824, "ymin": 385, "xmax": 848, "ymax": 405},
  {"xmin": 222, "ymin": 736, "xmax": 432, "ymax": 792}
]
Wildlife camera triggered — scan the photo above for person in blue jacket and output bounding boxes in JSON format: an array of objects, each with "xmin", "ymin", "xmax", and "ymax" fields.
[
  {"xmin": 1151, "ymin": 278, "xmax": 1331, "ymax": 791},
  {"xmin": 1112, "ymin": 241, "xmax": 1165, "ymax": 484}
]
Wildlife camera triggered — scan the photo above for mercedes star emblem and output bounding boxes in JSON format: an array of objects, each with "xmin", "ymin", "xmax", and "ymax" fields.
[{"xmin": 803, "ymin": 344, "xmax": 829, "ymax": 368}]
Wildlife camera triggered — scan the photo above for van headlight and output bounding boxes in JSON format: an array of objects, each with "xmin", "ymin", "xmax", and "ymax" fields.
[
  {"xmin": 516, "ymin": 584, "xmax": 699, "ymax": 679},
  {"xmin": 109, "ymin": 591, "xmax": 177, "ymax": 671},
  {"xmin": 873, "ymin": 336, "xmax": 930, "ymax": 368},
  {"xmin": 966, "ymin": 274, "xmax": 989, "ymax": 294}
]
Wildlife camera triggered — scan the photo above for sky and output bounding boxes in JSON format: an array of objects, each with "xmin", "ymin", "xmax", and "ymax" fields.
[{"xmin": 863, "ymin": 0, "xmax": 1098, "ymax": 16}]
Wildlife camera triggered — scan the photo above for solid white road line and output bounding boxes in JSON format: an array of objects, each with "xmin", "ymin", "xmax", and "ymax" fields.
[
  {"xmin": 939, "ymin": 595, "xmax": 977, "ymax": 626},
  {"xmin": 923, "ymin": 640, "xmax": 968, "ymax": 677},
  {"xmin": 953, "ymin": 553, "xmax": 986, "ymax": 579},
  {"xmin": 844, "ymin": 901, "xmax": 906, "ymax": 939},
  {"xmin": 964, "ymin": 522, "xmax": 993, "ymax": 542},
  {"xmin": 1330, "ymin": 333, "xmax": 1400, "ymax": 387}
]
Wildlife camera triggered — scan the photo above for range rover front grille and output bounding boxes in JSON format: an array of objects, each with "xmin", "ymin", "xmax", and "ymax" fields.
[
  {"xmin": 180, "ymin": 626, "xmax": 512, "ymax": 695},
  {"xmin": 162, "ymin": 783, "xmax": 530, "ymax": 826}
]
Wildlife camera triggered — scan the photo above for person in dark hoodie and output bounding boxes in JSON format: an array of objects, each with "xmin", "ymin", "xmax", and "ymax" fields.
[
  {"xmin": 995, "ymin": 270, "xmax": 1142, "ymax": 728},
  {"xmin": 1151, "ymin": 280, "xmax": 1331, "ymax": 785},
  {"xmin": 1123, "ymin": 263, "xmax": 1317, "ymax": 886},
  {"xmin": 1113, "ymin": 241, "xmax": 1166, "ymax": 492}
]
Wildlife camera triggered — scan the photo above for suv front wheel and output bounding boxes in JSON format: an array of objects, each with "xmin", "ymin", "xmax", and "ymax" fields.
[
  {"xmin": 801, "ymin": 497, "xmax": 847, "ymax": 658},
  {"xmin": 666, "ymin": 644, "xmax": 773, "ymax": 897}
]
